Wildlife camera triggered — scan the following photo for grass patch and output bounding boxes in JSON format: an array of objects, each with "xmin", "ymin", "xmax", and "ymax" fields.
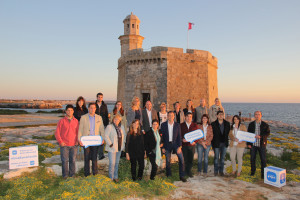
[
  {"xmin": 226, "ymin": 150, "xmax": 300, "ymax": 184},
  {"xmin": 0, "ymin": 159, "xmax": 176, "ymax": 200},
  {"xmin": 0, "ymin": 124, "xmax": 57, "ymax": 129},
  {"xmin": 32, "ymin": 134, "xmax": 56, "ymax": 140},
  {"xmin": 0, "ymin": 109, "xmax": 29, "ymax": 115},
  {"xmin": 36, "ymin": 110, "xmax": 64, "ymax": 114}
]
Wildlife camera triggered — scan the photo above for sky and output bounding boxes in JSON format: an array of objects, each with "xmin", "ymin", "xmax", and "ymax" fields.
[{"xmin": 0, "ymin": 0, "xmax": 299, "ymax": 103}]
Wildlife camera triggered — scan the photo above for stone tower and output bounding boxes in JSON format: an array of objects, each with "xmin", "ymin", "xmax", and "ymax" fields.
[
  {"xmin": 118, "ymin": 12, "xmax": 144, "ymax": 57},
  {"xmin": 117, "ymin": 13, "xmax": 218, "ymax": 111}
]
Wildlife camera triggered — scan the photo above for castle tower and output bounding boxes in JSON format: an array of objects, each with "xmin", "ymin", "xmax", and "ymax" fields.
[{"xmin": 118, "ymin": 12, "xmax": 144, "ymax": 56}]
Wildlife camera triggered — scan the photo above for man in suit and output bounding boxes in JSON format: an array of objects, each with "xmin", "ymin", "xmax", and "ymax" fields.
[
  {"xmin": 95, "ymin": 92, "xmax": 108, "ymax": 160},
  {"xmin": 211, "ymin": 110, "xmax": 230, "ymax": 176},
  {"xmin": 142, "ymin": 100, "xmax": 158, "ymax": 133},
  {"xmin": 78, "ymin": 103, "xmax": 105, "ymax": 177},
  {"xmin": 161, "ymin": 111, "xmax": 187, "ymax": 182},
  {"xmin": 247, "ymin": 111, "xmax": 270, "ymax": 179}
]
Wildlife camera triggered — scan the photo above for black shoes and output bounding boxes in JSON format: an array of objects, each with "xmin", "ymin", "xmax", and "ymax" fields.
[
  {"xmin": 99, "ymin": 155, "xmax": 105, "ymax": 160},
  {"xmin": 219, "ymin": 172, "xmax": 224, "ymax": 176},
  {"xmin": 180, "ymin": 177, "xmax": 187, "ymax": 182}
]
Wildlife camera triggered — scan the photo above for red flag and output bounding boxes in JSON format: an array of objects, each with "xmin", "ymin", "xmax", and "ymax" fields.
[{"xmin": 188, "ymin": 22, "xmax": 194, "ymax": 30}]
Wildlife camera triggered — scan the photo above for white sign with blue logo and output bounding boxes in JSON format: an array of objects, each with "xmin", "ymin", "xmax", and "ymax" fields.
[
  {"xmin": 9, "ymin": 145, "xmax": 39, "ymax": 169},
  {"xmin": 81, "ymin": 135, "xmax": 103, "ymax": 148},
  {"xmin": 264, "ymin": 166, "xmax": 286, "ymax": 187},
  {"xmin": 184, "ymin": 129, "xmax": 204, "ymax": 144}
]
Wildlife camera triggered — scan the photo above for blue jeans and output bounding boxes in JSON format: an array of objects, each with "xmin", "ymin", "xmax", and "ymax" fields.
[
  {"xmin": 213, "ymin": 143, "xmax": 227, "ymax": 174},
  {"xmin": 108, "ymin": 151, "xmax": 121, "ymax": 180},
  {"xmin": 60, "ymin": 146, "xmax": 78, "ymax": 178},
  {"xmin": 165, "ymin": 149, "xmax": 185, "ymax": 178},
  {"xmin": 196, "ymin": 143, "xmax": 211, "ymax": 173}
]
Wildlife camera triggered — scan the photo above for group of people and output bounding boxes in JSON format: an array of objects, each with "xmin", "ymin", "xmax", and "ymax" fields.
[{"xmin": 55, "ymin": 93, "xmax": 270, "ymax": 183}]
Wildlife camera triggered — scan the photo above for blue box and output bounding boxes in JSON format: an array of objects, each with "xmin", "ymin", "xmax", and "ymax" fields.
[{"xmin": 264, "ymin": 166, "xmax": 286, "ymax": 187}]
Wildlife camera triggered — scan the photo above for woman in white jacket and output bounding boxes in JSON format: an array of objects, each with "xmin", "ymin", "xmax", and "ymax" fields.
[{"xmin": 104, "ymin": 114, "xmax": 126, "ymax": 182}]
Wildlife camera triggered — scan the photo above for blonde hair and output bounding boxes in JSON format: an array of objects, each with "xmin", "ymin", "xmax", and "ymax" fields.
[
  {"xmin": 131, "ymin": 96, "xmax": 140, "ymax": 107},
  {"xmin": 160, "ymin": 102, "xmax": 166, "ymax": 108},
  {"xmin": 112, "ymin": 114, "xmax": 122, "ymax": 121}
]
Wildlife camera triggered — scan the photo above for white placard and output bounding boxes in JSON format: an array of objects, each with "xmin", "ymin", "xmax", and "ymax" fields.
[
  {"xmin": 236, "ymin": 131, "xmax": 256, "ymax": 143},
  {"xmin": 184, "ymin": 129, "xmax": 204, "ymax": 143},
  {"xmin": 81, "ymin": 135, "xmax": 103, "ymax": 148},
  {"xmin": 9, "ymin": 145, "xmax": 39, "ymax": 169}
]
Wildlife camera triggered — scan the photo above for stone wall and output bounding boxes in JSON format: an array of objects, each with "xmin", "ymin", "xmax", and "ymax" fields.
[{"xmin": 117, "ymin": 46, "xmax": 218, "ymax": 113}]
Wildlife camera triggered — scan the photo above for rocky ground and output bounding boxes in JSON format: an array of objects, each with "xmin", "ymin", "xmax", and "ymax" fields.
[{"xmin": 0, "ymin": 114, "xmax": 299, "ymax": 199}]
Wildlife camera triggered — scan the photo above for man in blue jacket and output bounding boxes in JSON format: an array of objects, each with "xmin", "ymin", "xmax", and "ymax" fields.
[{"xmin": 161, "ymin": 111, "xmax": 187, "ymax": 182}]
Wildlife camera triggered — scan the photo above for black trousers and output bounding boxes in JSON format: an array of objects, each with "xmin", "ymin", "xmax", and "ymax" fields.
[
  {"xmin": 130, "ymin": 157, "xmax": 144, "ymax": 180},
  {"xmin": 148, "ymin": 153, "xmax": 158, "ymax": 180},
  {"xmin": 182, "ymin": 145, "xmax": 195, "ymax": 176},
  {"xmin": 250, "ymin": 146, "xmax": 266, "ymax": 178},
  {"xmin": 84, "ymin": 146, "xmax": 99, "ymax": 177}
]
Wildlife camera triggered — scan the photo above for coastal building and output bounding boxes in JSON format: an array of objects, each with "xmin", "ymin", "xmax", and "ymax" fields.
[{"xmin": 117, "ymin": 12, "xmax": 218, "ymax": 111}]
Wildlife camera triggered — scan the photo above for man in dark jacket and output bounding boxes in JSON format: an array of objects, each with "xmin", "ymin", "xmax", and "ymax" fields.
[
  {"xmin": 95, "ymin": 92, "xmax": 109, "ymax": 160},
  {"xmin": 211, "ymin": 110, "xmax": 230, "ymax": 176},
  {"xmin": 161, "ymin": 111, "xmax": 187, "ymax": 182},
  {"xmin": 247, "ymin": 111, "xmax": 270, "ymax": 179}
]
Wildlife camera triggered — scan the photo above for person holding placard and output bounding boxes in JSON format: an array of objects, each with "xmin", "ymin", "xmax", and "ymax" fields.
[
  {"xmin": 104, "ymin": 114, "xmax": 126, "ymax": 182},
  {"xmin": 229, "ymin": 115, "xmax": 247, "ymax": 177},
  {"xmin": 181, "ymin": 112, "xmax": 198, "ymax": 178},
  {"xmin": 211, "ymin": 110, "xmax": 230, "ymax": 176},
  {"xmin": 126, "ymin": 119, "xmax": 146, "ymax": 181},
  {"xmin": 161, "ymin": 111, "xmax": 187, "ymax": 182},
  {"xmin": 55, "ymin": 104, "xmax": 79, "ymax": 178},
  {"xmin": 196, "ymin": 114, "xmax": 213, "ymax": 176},
  {"xmin": 247, "ymin": 111, "xmax": 270, "ymax": 179},
  {"xmin": 78, "ymin": 103, "xmax": 105, "ymax": 177}
]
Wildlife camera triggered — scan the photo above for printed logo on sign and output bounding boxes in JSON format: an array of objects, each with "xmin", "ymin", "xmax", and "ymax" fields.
[
  {"xmin": 280, "ymin": 173, "xmax": 286, "ymax": 184},
  {"xmin": 267, "ymin": 171, "xmax": 277, "ymax": 182},
  {"xmin": 12, "ymin": 150, "xmax": 17, "ymax": 155},
  {"xmin": 30, "ymin": 161, "xmax": 35, "ymax": 165}
]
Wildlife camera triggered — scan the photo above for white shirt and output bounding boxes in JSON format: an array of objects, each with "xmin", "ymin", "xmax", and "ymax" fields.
[
  {"xmin": 185, "ymin": 122, "xmax": 191, "ymax": 129},
  {"xmin": 147, "ymin": 109, "xmax": 152, "ymax": 127},
  {"xmin": 159, "ymin": 112, "xmax": 168, "ymax": 128},
  {"xmin": 203, "ymin": 124, "xmax": 208, "ymax": 140},
  {"xmin": 233, "ymin": 124, "xmax": 239, "ymax": 146},
  {"xmin": 168, "ymin": 121, "xmax": 174, "ymax": 142}
]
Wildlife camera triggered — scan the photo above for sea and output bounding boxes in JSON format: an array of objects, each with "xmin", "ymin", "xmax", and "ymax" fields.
[{"xmin": 1, "ymin": 103, "xmax": 300, "ymax": 128}]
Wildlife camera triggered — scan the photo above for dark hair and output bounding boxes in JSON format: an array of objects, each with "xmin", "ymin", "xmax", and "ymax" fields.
[
  {"xmin": 96, "ymin": 93, "xmax": 103, "ymax": 97},
  {"xmin": 65, "ymin": 104, "xmax": 74, "ymax": 111},
  {"xmin": 129, "ymin": 119, "xmax": 141, "ymax": 136},
  {"xmin": 231, "ymin": 115, "xmax": 241, "ymax": 129},
  {"xmin": 152, "ymin": 119, "xmax": 159, "ymax": 124},
  {"xmin": 217, "ymin": 110, "xmax": 224, "ymax": 115},
  {"xmin": 113, "ymin": 101, "xmax": 124, "ymax": 116},
  {"xmin": 88, "ymin": 103, "xmax": 96, "ymax": 107},
  {"xmin": 186, "ymin": 99, "xmax": 194, "ymax": 111},
  {"xmin": 200, "ymin": 114, "xmax": 210, "ymax": 125},
  {"xmin": 184, "ymin": 112, "xmax": 193, "ymax": 117},
  {"xmin": 76, "ymin": 96, "xmax": 87, "ymax": 111},
  {"xmin": 173, "ymin": 101, "xmax": 180, "ymax": 108},
  {"xmin": 168, "ymin": 111, "xmax": 174, "ymax": 115}
]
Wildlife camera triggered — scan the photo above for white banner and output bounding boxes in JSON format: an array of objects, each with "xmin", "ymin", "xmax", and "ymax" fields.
[
  {"xmin": 236, "ymin": 131, "xmax": 256, "ymax": 143},
  {"xmin": 81, "ymin": 135, "xmax": 103, "ymax": 148},
  {"xmin": 184, "ymin": 129, "xmax": 204, "ymax": 144},
  {"xmin": 9, "ymin": 145, "xmax": 39, "ymax": 169}
]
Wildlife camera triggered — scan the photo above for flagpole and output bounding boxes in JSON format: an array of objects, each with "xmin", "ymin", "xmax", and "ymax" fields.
[{"xmin": 187, "ymin": 29, "xmax": 189, "ymax": 50}]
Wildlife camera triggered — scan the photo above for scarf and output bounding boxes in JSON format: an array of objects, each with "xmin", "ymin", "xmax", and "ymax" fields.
[{"xmin": 152, "ymin": 128, "xmax": 162, "ymax": 166}]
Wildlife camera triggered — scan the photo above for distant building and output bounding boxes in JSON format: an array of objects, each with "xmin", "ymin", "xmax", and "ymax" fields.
[{"xmin": 117, "ymin": 13, "xmax": 218, "ymax": 111}]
